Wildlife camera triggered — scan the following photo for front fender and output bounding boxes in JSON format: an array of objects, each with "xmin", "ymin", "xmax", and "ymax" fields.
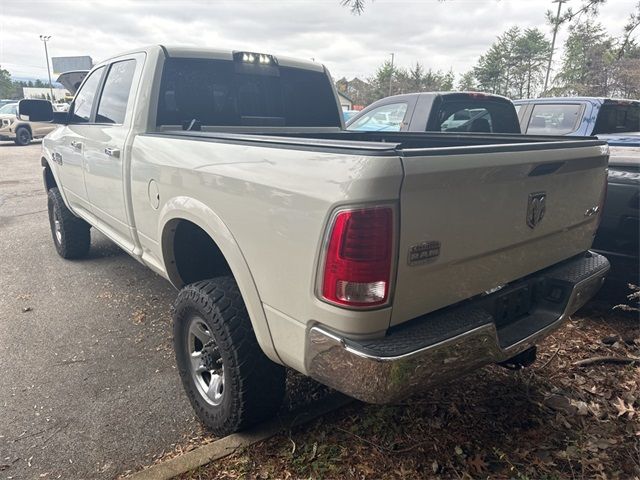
[
  {"xmin": 158, "ymin": 196, "xmax": 282, "ymax": 365},
  {"xmin": 40, "ymin": 143, "xmax": 71, "ymax": 208}
]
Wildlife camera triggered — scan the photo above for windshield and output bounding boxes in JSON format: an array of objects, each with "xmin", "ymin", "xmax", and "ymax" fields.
[
  {"xmin": 593, "ymin": 102, "xmax": 640, "ymax": 135},
  {"xmin": 0, "ymin": 103, "xmax": 17, "ymax": 115},
  {"xmin": 156, "ymin": 58, "xmax": 341, "ymax": 128}
]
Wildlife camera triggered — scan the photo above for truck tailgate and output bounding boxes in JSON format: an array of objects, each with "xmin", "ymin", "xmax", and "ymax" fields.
[{"xmin": 391, "ymin": 142, "xmax": 608, "ymax": 325}]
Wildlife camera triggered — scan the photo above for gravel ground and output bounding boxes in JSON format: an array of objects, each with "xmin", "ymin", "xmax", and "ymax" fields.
[
  {"xmin": 0, "ymin": 143, "xmax": 201, "ymax": 479},
  {"xmin": 0, "ymin": 142, "xmax": 331, "ymax": 480}
]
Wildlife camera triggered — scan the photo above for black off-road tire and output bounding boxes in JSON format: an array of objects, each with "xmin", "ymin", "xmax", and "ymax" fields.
[
  {"xmin": 173, "ymin": 277, "xmax": 286, "ymax": 435},
  {"xmin": 47, "ymin": 187, "xmax": 91, "ymax": 259},
  {"xmin": 15, "ymin": 126, "xmax": 32, "ymax": 146}
]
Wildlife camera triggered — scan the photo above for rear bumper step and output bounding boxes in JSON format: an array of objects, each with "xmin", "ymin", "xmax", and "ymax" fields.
[{"xmin": 305, "ymin": 251, "xmax": 609, "ymax": 403}]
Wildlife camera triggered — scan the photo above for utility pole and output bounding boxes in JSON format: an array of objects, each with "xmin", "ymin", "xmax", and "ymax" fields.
[
  {"xmin": 543, "ymin": 0, "xmax": 565, "ymax": 95},
  {"xmin": 39, "ymin": 35, "xmax": 54, "ymax": 101},
  {"xmin": 388, "ymin": 52, "xmax": 395, "ymax": 96}
]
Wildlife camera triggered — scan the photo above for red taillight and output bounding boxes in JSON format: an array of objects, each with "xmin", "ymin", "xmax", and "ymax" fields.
[{"xmin": 321, "ymin": 207, "xmax": 393, "ymax": 307}]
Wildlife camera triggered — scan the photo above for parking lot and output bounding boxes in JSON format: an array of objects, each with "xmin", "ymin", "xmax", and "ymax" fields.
[{"xmin": 0, "ymin": 143, "xmax": 201, "ymax": 479}]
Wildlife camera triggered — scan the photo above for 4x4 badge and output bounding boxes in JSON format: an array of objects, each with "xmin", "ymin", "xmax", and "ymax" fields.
[{"xmin": 527, "ymin": 192, "xmax": 546, "ymax": 229}]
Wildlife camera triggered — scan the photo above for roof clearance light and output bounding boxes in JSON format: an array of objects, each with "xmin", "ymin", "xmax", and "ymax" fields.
[{"xmin": 235, "ymin": 52, "xmax": 277, "ymax": 65}]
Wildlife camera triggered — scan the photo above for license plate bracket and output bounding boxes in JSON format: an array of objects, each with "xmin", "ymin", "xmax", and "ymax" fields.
[{"xmin": 494, "ymin": 284, "xmax": 533, "ymax": 328}]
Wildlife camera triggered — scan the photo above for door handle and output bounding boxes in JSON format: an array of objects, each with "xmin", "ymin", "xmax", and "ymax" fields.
[
  {"xmin": 70, "ymin": 140, "xmax": 83, "ymax": 151},
  {"xmin": 104, "ymin": 147, "xmax": 120, "ymax": 158}
]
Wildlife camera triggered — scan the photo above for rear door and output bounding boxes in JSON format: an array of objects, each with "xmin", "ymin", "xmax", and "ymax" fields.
[
  {"xmin": 82, "ymin": 54, "xmax": 143, "ymax": 252},
  {"xmin": 391, "ymin": 142, "xmax": 608, "ymax": 325}
]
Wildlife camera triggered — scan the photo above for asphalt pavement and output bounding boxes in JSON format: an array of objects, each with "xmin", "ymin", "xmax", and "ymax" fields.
[{"xmin": 0, "ymin": 143, "xmax": 201, "ymax": 479}]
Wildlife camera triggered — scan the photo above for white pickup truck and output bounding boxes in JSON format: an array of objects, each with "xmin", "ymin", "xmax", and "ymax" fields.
[{"xmin": 20, "ymin": 45, "xmax": 610, "ymax": 435}]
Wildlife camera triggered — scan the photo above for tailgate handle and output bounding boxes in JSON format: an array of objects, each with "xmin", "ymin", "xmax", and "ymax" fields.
[{"xmin": 529, "ymin": 162, "xmax": 564, "ymax": 176}]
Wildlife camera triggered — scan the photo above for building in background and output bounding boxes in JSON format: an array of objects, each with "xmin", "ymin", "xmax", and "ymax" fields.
[
  {"xmin": 51, "ymin": 56, "xmax": 93, "ymax": 75},
  {"xmin": 23, "ymin": 87, "xmax": 67, "ymax": 101},
  {"xmin": 337, "ymin": 91, "xmax": 353, "ymax": 111}
]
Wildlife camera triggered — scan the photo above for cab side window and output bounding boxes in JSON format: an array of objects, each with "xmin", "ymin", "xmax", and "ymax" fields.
[
  {"xmin": 70, "ymin": 67, "xmax": 105, "ymax": 123},
  {"xmin": 346, "ymin": 102, "xmax": 408, "ymax": 132},
  {"xmin": 96, "ymin": 60, "xmax": 136, "ymax": 124}
]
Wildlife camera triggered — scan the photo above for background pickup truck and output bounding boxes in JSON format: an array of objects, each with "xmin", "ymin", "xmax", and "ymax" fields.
[
  {"xmin": 21, "ymin": 45, "xmax": 609, "ymax": 435},
  {"xmin": 346, "ymin": 92, "xmax": 521, "ymax": 133},
  {"xmin": 513, "ymin": 97, "xmax": 639, "ymax": 141},
  {"xmin": 514, "ymin": 97, "xmax": 639, "ymax": 283}
]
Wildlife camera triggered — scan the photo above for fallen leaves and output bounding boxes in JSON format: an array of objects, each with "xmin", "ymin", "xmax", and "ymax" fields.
[
  {"xmin": 613, "ymin": 397, "xmax": 636, "ymax": 418},
  {"xmin": 544, "ymin": 394, "xmax": 578, "ymax": 415},
  {"xmin": 466, "ymin": 454, "xmax": 488, "ymax": 474},
  {"xmin": 179, "ymin": 306, "xmax": 640, "ymax": 480}
]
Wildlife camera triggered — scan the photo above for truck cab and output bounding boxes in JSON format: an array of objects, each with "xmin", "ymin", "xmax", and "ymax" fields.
[
  {"xmin": 346, "ymin": 92, "xmax": 521, "ymax": 134},
  {"xmin": 513, "ymin": 97, "xmax": 640, "ymax": 141}
]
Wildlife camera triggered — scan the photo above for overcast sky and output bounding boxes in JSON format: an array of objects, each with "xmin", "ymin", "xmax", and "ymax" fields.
[{"xmin": 1, "ymin": 0, "xmax": 637, "ymax": 82}]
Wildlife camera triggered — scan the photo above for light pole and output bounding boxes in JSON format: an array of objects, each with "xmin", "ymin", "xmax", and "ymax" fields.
[
  {"xmin": 388, "ymin": 52, "xmax": 395, "ymax": 96},
  {"xmin": 39, "ymin": 35, "xmax": 54, "ymax": 102},
  {"xmin": 543, "ymin": 0, "xmax": 565, "ymax": 95}
]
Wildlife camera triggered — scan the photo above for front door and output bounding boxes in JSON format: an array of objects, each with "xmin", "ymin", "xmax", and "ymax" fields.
[{"xmin": 55, "ymin": 66, "xmax": 106, "ymax": 215}]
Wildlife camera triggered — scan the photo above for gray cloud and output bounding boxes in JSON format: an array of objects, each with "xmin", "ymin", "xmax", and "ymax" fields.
[{"xmin": 1, "ymin": 0, "xmax": 635, "ymax": 82}]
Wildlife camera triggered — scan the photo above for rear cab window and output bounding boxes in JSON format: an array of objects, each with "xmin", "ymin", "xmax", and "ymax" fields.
[
  {"xmin": 526, "ymin": 103, "xmax": 583, "ymax": 135},
  {"xmin": 346, "ymin": 102, "xmax": 409, "ymax": 132},
  {"xmin": 430, "ymin": 95, "xmax": 520, "ymax": 134},
  {"xmin": 156, "ymin": 57, "xmax": 341, "ymax": 128},
  {"xmin": 592, "ymin": 101, "xmax": 640, "ymax": 135}
]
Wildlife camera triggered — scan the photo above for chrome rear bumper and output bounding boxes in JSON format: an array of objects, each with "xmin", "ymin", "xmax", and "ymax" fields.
[{"xmin": 305, "ymin": 252, "xmax": 609, "ymax": 404}]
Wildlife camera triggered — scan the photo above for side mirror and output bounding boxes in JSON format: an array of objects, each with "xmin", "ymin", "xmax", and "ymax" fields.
[{"xmin": 17, "ymin": 99, "xmax": 54, "ymax": 122}]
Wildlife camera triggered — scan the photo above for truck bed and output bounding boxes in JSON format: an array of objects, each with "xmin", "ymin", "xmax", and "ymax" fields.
[
  {"xmin": 135, "ymin": 129, "xmax": 608, "ymax": 331},
  {"xmin": 151, "ymin": 129, "xmax": 606, "ymax": 155}
]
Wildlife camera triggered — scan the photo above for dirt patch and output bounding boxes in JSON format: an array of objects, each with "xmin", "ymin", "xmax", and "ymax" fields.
[{"xmin": 180, "ymin": 305, "xmax": 639, "ymax": 479}]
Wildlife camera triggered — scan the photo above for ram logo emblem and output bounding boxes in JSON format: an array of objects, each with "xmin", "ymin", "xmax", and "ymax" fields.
[{"xmin": 527, "ymin": 192, "xmax": 546, "ymax": 229}]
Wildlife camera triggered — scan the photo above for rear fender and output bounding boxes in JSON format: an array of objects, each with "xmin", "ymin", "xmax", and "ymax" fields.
[{"xmin": 158, "ymin": 196, "xmax": 282, "ymax": 364}]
